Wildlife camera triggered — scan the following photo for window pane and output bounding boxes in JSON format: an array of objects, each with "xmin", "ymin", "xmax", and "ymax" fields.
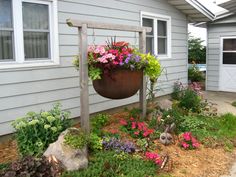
[
  {"xmin": 158, "ymin": 20, "xmax": 166, "ymax": 36},
  {"xmin": 24, "ymin": 32, "xmax": 49, "ymax": 59},
  {"xmin": 0, "ymin": 30, "xmax": 13, "ymax": 60},
  {"xmin": 223, "ymin": 39, "xmax": 236, "ymax": 51},
  {"xmin": 142, "ymin": 18, "xmax": 153, "ymax": 35},
  {"xmin": 0, "ymin": 0, "xmax": 12, "ymax": 28},
  {"xmin": 146, "ymin": 37, "xmax": 154, "ymax": 54},
  {"xmin": 23, "ymin": 2, "xmax": 49, "ymax": 30},
  {"xmin": 158, "ymin": 38, "xmax": 167, "ymax": 54},
  {"xmin": 223, "ymin": 53, "xmax": 236, "ymax": 64}
]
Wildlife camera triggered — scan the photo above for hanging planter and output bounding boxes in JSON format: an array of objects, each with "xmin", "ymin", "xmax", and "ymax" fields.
[
  {"xmin": 93, "ymin": 69, "xmax": 143, "ymax": 99},
  {"xmin": 73, "ymin": 39, "xmax": 162, "ymax": 100}
]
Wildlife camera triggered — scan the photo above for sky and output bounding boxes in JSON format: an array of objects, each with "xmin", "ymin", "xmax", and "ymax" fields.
[{"xmin": 188, "ymin": 0, "xmax": 228, "ymax": 46}]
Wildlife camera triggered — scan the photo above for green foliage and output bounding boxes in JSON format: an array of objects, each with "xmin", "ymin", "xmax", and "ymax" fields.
[
  {"xmin": 61, "ymin": 151, "xmax": 157, "ymax": 177},
  {"xmin": 0, "ymin": 156, "xmax": 59, "ymax": 177},
  {"xmin": 136, "ymin": 138, "xmax": 149, "ymax": 151},
  {"xmin": 128, "ymin": 107, "xmax": 142, "ymax": 118},
  {"xmin": 64, "ymin": 128, "xmax": 87, "ymax": 149},
  {"xmin": 178, "ymin": 89, "xmax": 202, "ymax": 113},
  {"xmin": 188, "ymin": 64, "xmax": 205, "ymax": 82},
  {"xmin": 91, "ymin": 113, "xmax": 109, "ymax": 135},
  {"xmin": 188, "ymin": 35, "xmax": 206, "ymax": 63},
  {"xmin": 232, "ymin": 101, "xmax": 236, "ymax": 107},
  {"xmin": 0, "ymin": 163, "xmax": 9, "ymax": 172},
  {"xmin": 12, "ymin": 103, "xmax": 71, "ymax": 157},
  {"xmin": 88, "ymin": 133, "xmax": 103, "ymax": 152},
  {"xmin": 140, "ymin": 52, "xmax": 162, "ymax": 82},
  {"xmin": 162, "ymin": 108, "xmax": 184, "ymax": 132},
  {"xmin": 171, "ymin": 81, "xmax": 184, "ymax": 100}
]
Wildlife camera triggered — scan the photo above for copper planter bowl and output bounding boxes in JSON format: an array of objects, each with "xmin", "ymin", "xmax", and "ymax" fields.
[{"xmin": 93, "ymin": 69, "xmax": 143, "ymax": 99}]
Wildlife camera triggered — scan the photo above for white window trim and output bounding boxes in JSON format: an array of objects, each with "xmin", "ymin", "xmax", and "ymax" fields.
[
  {"xmin": 0, "ymin": 0, "xmax": 59, "ymax": 69},
  {"xmin": 140, "ymin": 11, "xmax": 172, "ymax": 59}
]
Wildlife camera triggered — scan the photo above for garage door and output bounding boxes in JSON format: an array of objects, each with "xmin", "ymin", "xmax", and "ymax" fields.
[{"xmin": 220, "ymin": 37, "xmax": 236, "ymax": 92}]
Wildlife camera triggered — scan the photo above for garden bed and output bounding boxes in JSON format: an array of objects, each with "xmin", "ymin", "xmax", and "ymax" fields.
[{"xmin": 1, "ymin": 110, "xmax": 236, "ymax": 177}]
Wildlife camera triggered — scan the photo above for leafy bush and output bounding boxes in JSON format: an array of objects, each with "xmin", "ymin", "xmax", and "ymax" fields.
[
  {"xmin": 171, "ymin": 81, "xmax": 184, "ymax": 100},
  {"xmin": 64, "ymin": 128, "xmax": 87, "ymax": 149},
  {"xmin": 232, "ymin": 101, "xmax": 236, "ymax": 107},
  {"xmin": 178, "ymin": 89, "xmax": 202, "ymax": 113},
  {"xmin": 0, "ymin": 156, "xmax": 60, "ymax": 177},
  {"xmin": 91, "ymin": 113, "xmax": 109, "ymax": 135},
  {"xmin": 188, "ymin": 64, "xmax": 205, "ymax": 82},
  {"xmin": 88, "ymin": 133, "xmax": 103, "ymax": 152},
  {"xmin": 61, "ymin": 151, "xmax": 157, "ymax": 177},
  {"xmin": 12, "ymin": 103, "xmax": 71, "ymax": 157}
]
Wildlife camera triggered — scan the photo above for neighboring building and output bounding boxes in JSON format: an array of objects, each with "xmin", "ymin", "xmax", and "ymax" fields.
[
  {"xmin": 0, "ymin": 0, "xmax": 214, "ymax": 136},
  {"xmin": 206, "ymin": 1, "xmax": 236, "ymax": 92}
]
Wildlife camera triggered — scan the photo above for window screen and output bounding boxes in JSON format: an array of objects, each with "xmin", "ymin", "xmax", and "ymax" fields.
[{"xmin": 223, "ymin": 39, "xmax": 236, "ymax": 65}]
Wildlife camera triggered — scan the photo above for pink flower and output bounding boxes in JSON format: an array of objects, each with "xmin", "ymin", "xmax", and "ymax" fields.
[
  {"xmin": 145, "ymin": 152, "xmax": 159, "ymax": 159},
  {"xmin": 134, "ymin": 131, "xmax": 139, "ymax": 135},
  {"xmin": 130, "ymin": 117, "xmax": 135, "ymax": 121},
  {"xmin": 192, "ymin": 142, "xmax": 200, "ymax": 148},
  {"xmin": 97, "ymin": 56, "xmax": 108, "ymax": 63},
  {"xmin": 182, "ymin": 142, "xmax": 190, "ymax": 149},
  {"xmin": 119, "ymin": 119, "xmax": 127, "ymax": 126},
  {"xmin": 94, "ymin": 45, "xmax": 106, "ymax": 55},
  {"xmin": 183, "ymin": 132, "xmax": 192, "ymax": 141},
  {"xmin": 155, "ymin": 158, "xmax": 162, "ymax": 165},
  {"xmin": 88, "ymin": 45, "xmax": 95, "ymax": 52},
  {"xmin": 131, "ymin": 122, "xmax": 136, "ymax": 129}
]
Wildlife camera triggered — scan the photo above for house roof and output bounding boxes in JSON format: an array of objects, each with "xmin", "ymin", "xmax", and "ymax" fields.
[
  {"xmin": 167, "ymin": 0, "xmax": 215, "ymax": 22},
  {"xmin": 217, "ymin": 0, "xmax": 236, "ymax": 14}
]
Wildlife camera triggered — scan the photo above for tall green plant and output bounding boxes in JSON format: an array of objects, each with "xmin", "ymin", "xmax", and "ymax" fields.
[
  {"xmin": 188, "ymin": 35, "xmax": 206, "ymax": 64},
  {"xmin": 12, "ymin": 103, "xmax": 71, "ymax": 156}
]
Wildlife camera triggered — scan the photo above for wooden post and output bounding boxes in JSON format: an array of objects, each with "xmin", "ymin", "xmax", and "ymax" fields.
[
  {"xmin": 78, "ymin": 24, "xmax": 90, "ymax": 133},
  {"xmin": 139, "ymin": 29, "xmax": 147, "ymax": 119}
]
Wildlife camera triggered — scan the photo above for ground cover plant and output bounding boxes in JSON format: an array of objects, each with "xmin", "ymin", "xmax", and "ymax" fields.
[{"xmin": 232, "ymin": 101, "xmax": 236, "ymax": 107}]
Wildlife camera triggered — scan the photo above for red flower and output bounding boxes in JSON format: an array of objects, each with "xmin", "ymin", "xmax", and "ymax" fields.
[
  {"xmin": 134, "ymin": 131, "xmax": 139, "ymax": 135},
  {"xmin": 113, "ymin": 41, "xmax": 129, "ymax": 47},
  {"xmin": 131, "ymin": 122, "xmax": 136, "ymax": 129},
  {"xmin": 119, "ymin": 119, "xmax": 127, "ymax": 126}
]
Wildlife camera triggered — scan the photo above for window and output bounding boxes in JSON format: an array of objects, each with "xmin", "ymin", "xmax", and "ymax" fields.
[
  {"xmin": 0, "ymin": 0, "xmax": 59, "ymax": 68},
  {"xmin": 141, "ymin": 12, "xmax": 171, "ymax": 58},
  {"xmin": 222, "ymin": 38, "xmax": 236, "ymax": 64}
]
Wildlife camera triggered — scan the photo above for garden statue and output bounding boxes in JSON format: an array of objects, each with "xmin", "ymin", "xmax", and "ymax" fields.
[{"xmin": 159, "ymin": 123, "xmax": 176, "ymax": 145}]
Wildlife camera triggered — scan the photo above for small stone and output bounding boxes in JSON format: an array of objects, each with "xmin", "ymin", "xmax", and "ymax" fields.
[{"xmin": 44, "ymin": 128, "xmax": 88, "ymax": 171}]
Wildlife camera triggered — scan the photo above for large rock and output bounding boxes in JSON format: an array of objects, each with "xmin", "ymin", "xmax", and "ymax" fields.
[
  {"xmin": 44, "ymin": 128, "xmax": 88, "ymax": 171},
  {"xmin": 158, "ymin": 99, "xmax": 172, "ymax": 110}
]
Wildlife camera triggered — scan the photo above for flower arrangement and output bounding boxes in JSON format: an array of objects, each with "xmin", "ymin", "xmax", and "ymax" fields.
[
  {"xmin": 73, "ymin": 39, "xmax": 161, "ymax": 81},
  {"xmin": 120, "ymin": 117, "xmax": 155, "ymax": 139},
  {"xmin": 180, "ymin": 132, "xmax": 200, "ymax": 150}
]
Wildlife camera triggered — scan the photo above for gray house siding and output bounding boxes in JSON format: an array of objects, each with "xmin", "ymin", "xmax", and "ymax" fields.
[
  {"xmin": 206, "ymin": 16, "xmax": 236, "ymax": 91},
  {"xmin": 0, "ymin": 0, "xmax": 188, "ymax": 136}
]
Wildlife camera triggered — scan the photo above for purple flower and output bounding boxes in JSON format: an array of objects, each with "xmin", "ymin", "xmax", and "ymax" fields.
[{"xmin": 135, "ymin": 56, "xmax": 141, "ymax": 62}]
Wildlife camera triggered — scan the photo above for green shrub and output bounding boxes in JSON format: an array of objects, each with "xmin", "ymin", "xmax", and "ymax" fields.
[
  {"xmin": 178, "ymin": 89, "xmax": 202, "ymax": 113},
  {"xmin": 91, "ymin": 113, "xmax": 109, "ymax": 135},
  {"xmin": 64, "ymin": 128, "xmax": 87, "ymax": 149},
  {"xmin": 232, "ymin": 101, "xmax": 236, "ymax": 107},
  {"xmin": 61, "ymin": 151, "xmax": 157, "ymax": 177},
  {"xmin": 12, "ymin": 103, "xmax": 71, "ymax": 156},
  {"xmin": 171, "ymin": 81, "xmax": 184, "ymax": 100},
  {"xmin": 88, "ymin": 133, "xmax": 103, "ymax": 152},
  {"xmin": 188, "ymin": 64, "xmax": 205, "ymax": 82}
]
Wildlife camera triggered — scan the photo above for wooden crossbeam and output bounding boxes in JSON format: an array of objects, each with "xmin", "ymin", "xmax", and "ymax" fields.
[{"xmin": 67, "ymin": 19, "xmax": 152, "ymax": 33}]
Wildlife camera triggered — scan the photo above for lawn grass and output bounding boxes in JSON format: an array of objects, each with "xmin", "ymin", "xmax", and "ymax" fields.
[{"xmin": 182, "ymin": 113, "xmax": 236, "ymax": 150}]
